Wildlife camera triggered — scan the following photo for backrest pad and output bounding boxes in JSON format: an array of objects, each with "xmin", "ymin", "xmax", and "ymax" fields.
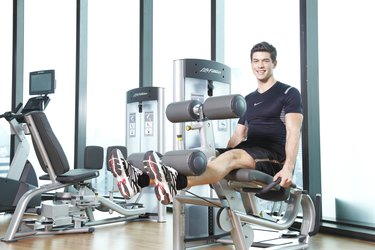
[{"xmin": 26, "ymin": 111, "xmax": 70, "ymax": 175}]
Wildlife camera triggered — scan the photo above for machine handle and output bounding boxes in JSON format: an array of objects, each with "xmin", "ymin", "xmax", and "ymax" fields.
[
  {"xmin": 14, "ymin": 102, "xmax": 23, "ymax": 113},
  {"xmin": 258, "ymin": 178, "xmax": 281, "ymax": 194},
  {"xmin": 258, "ymin": 177, "xmax": 297, "ymax": 194}
]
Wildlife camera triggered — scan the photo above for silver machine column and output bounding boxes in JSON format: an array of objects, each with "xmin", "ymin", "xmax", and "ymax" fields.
[
  {"xmin": 126, "ymin": 86, "xmax": 166, "ymax": 222},
  {"xmin": 173, "ymin": 59, "xmax": 232, "ymax": 151},
  {"xmin": 173, "ymin": 58, "xmax": 231, "ymax": 240}
]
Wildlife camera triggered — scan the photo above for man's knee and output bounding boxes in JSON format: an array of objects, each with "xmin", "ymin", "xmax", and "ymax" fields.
[{"xmin": 220, "ymin": 149, "xmax": 255, "ymax": 168}]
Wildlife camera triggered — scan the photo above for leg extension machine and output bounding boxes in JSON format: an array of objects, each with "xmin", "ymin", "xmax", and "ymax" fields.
[{"xmin": 165, "ymin": 95, "xmax": 321, "ymax": 249}]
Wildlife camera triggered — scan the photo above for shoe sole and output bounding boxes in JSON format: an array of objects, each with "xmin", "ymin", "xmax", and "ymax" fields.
[
  {"xmin": 143, "ymin": 151, "xmax": 163, "ymax": 181},
  {"xmin": 117, "ymin": 180, "xmax": 131, "ymax": 199},
  {"xmin": 109, "ymin": 149, "xmax": 132, "ymax": 199},
  {"xmin": 143, "ymin": 151, "xmax": 171, "ymax": 205},
  {"xmin": 109, "ymin": 155, "xmax": 122, "ymax": 177},
  {"xmin": 154, "ymin": 185, "xmax": 170, "ymax": 205}
]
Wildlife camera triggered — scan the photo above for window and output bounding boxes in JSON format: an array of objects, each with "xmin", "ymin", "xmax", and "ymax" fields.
[
  {"xmin": 0, "ymin": 1, "xmax": 13, "ymax": 176},
  {"xmin": 224, "ymin": 0, "xmax": 302, "ymax": 188},
  {"xmin": 24, "ymin": 0, "xmax": 76, "ymax": 177},
  {"xmin": 224, "ymin": 0, "xmax": 301, "ymax": 213},
  {"xmin": 153, "ymin": 0, "xmax": 211, "ymax": 152},
  {"xmin": 319, "ymin": 0, "xmax": 375, "ymax": 228},
  {"xmin": 86, "ymin": 0, "xmax": 139, "ymax": 193}
]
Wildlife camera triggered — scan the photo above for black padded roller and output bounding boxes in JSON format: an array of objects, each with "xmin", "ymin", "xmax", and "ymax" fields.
[
  {"xmin": 203, "ymin": 94, "xmax": 246, "ymax": 120},
  {"xmin": 162, "ymin": 150, "xmax": 207, "ymax": 176},
  {"xmin": 166, "ymin": 99, "xmax": 202, "ymax": 123}
]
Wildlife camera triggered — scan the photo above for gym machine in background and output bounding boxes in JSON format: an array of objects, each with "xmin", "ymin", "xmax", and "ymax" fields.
[
  {"xmin": 1, "ymin": 84, "xmax": 154, "ymax": 242},
  {"xmin": 172, "ymin": 58, "xmax": 232, "ymax": 241},
  {"xmin": 0, "ymin": 69, "xmax": 55, "ymax": 213},
  {"xmin": 173, "ymin": 58, "xmax": 232, "ymax": 151},
  {"xmin": 125, "ymin": 86, "xmax": 166, "ymax": 222}
]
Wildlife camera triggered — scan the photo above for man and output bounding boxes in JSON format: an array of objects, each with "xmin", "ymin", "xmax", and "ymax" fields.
[{"xmin": 109, "ymin": 41, "xmax": 303, "ymax": 205}]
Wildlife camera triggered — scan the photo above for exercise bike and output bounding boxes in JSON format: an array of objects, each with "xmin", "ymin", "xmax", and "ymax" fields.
[
  {"xmin": 0, "ymin": 103, "xmax": 40, "ymax": 212},
  {"xmin": 0, "ymin": 69, "xmax": 55, "ymax": 213}
]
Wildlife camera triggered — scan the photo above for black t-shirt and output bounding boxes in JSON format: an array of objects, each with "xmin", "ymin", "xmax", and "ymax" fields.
[{"xmin": 236, "ymin": 81, "xmax": 303, "ymax": 159}]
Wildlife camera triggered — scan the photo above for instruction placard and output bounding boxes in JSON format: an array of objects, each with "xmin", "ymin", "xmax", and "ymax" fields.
[{"xmin": 144, "ymin": 111, "xmax": 153, "ymax": 136}]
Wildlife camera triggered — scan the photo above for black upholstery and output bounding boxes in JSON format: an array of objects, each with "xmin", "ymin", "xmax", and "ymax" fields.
[
  {"xmin": 106, "ymin": 146, "xmax": 127, "ymax": 171},
  {"xmin": 226, "ymin": 169, "xmax": 290, "ymax": 201},
  {"xmin": 29, "ymin": 111, "xmax": 70, "ymax": 175},
  {"xmin": 226, "ymin": 168, "xmax": 277, "ymax": 185},
  {"xmin": 26, "ymin": 111, "xmax": 99, "ymax": 183},
  {"xmin": 54, "ymin": 169, "xmax": 100, "ymax": 183},
  {"xmin": 84, "ymin": 146, "xmax": 104, "ymax": 170}
]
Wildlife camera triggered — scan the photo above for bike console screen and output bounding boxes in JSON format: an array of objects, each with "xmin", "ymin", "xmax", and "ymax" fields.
[
  {"xmin": 22, "ymin": 70, "xmax": 56, "ymax": 114},
  {"xmin": 29, "ymin": 69, "xmax": 55, "ymax": 96}
]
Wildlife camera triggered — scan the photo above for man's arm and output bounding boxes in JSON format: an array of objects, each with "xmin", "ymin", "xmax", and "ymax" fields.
[
  {"xmin": 227, "ymin": 124, "xmax": 248, "ymax": 148},
  {"xmin": 273, "ymin": 112, "xmax": 303, "ymax": 188}
]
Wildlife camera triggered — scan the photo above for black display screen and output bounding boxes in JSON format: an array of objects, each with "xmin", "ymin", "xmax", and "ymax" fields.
[{"xmin": 29, "ymin": 70, "xmax": 55, "ymax": 95}]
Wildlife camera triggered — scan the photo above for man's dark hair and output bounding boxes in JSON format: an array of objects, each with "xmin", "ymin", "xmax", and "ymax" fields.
[{"xmin": 250, "ymin": 41, "xmax": 277, "ymax": 62}]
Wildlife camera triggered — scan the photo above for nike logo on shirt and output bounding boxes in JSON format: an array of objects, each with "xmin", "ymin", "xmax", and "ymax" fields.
[{"xmin": 254, "ymin": 101, "xmax": 263, "ymax": 106}]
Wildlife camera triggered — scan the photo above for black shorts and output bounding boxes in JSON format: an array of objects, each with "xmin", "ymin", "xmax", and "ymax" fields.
[{"xmin": 216, "ymin": 146, "xmax": 283, "ymax": 176}]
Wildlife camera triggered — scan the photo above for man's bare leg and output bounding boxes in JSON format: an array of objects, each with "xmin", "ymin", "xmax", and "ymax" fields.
[{"xmin": 186, "ymin": 149, "xmax": 256, "ymax": 188}]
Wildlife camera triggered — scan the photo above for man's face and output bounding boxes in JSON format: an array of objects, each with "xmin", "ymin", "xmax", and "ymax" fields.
[{"xmin": 251, "ymin": 51, "xmax": 276, "ymax": 83}]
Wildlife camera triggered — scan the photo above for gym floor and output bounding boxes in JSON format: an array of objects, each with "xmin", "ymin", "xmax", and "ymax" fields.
[{"xmin": 0, "ymin": 211, "xmax": 374, "ymax": 250}]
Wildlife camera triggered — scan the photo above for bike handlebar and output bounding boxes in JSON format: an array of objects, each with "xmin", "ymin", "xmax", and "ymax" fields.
[{"xmin": 0, "ymin": 102, "xmax": 23, "ymax": 120}]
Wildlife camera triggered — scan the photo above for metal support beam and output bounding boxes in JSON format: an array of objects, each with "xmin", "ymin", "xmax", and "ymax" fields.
[
  {"xmin": 211, "ymin": 0, "xmax": 224, "ymax": 63},
  {"xmin": 11, "ymin": 0, "xmax": 25, "ymax": 159},
  {"xmin": 300, "ymin": 0, "xmax": 321, "ymax": 201},
  {"xmin": 140, "ymin": 0, "xmax": 153, "ymax": 87},
  {"xmin": 74, "ymin": 0, "xmax": 88, "ymax": 168}
]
